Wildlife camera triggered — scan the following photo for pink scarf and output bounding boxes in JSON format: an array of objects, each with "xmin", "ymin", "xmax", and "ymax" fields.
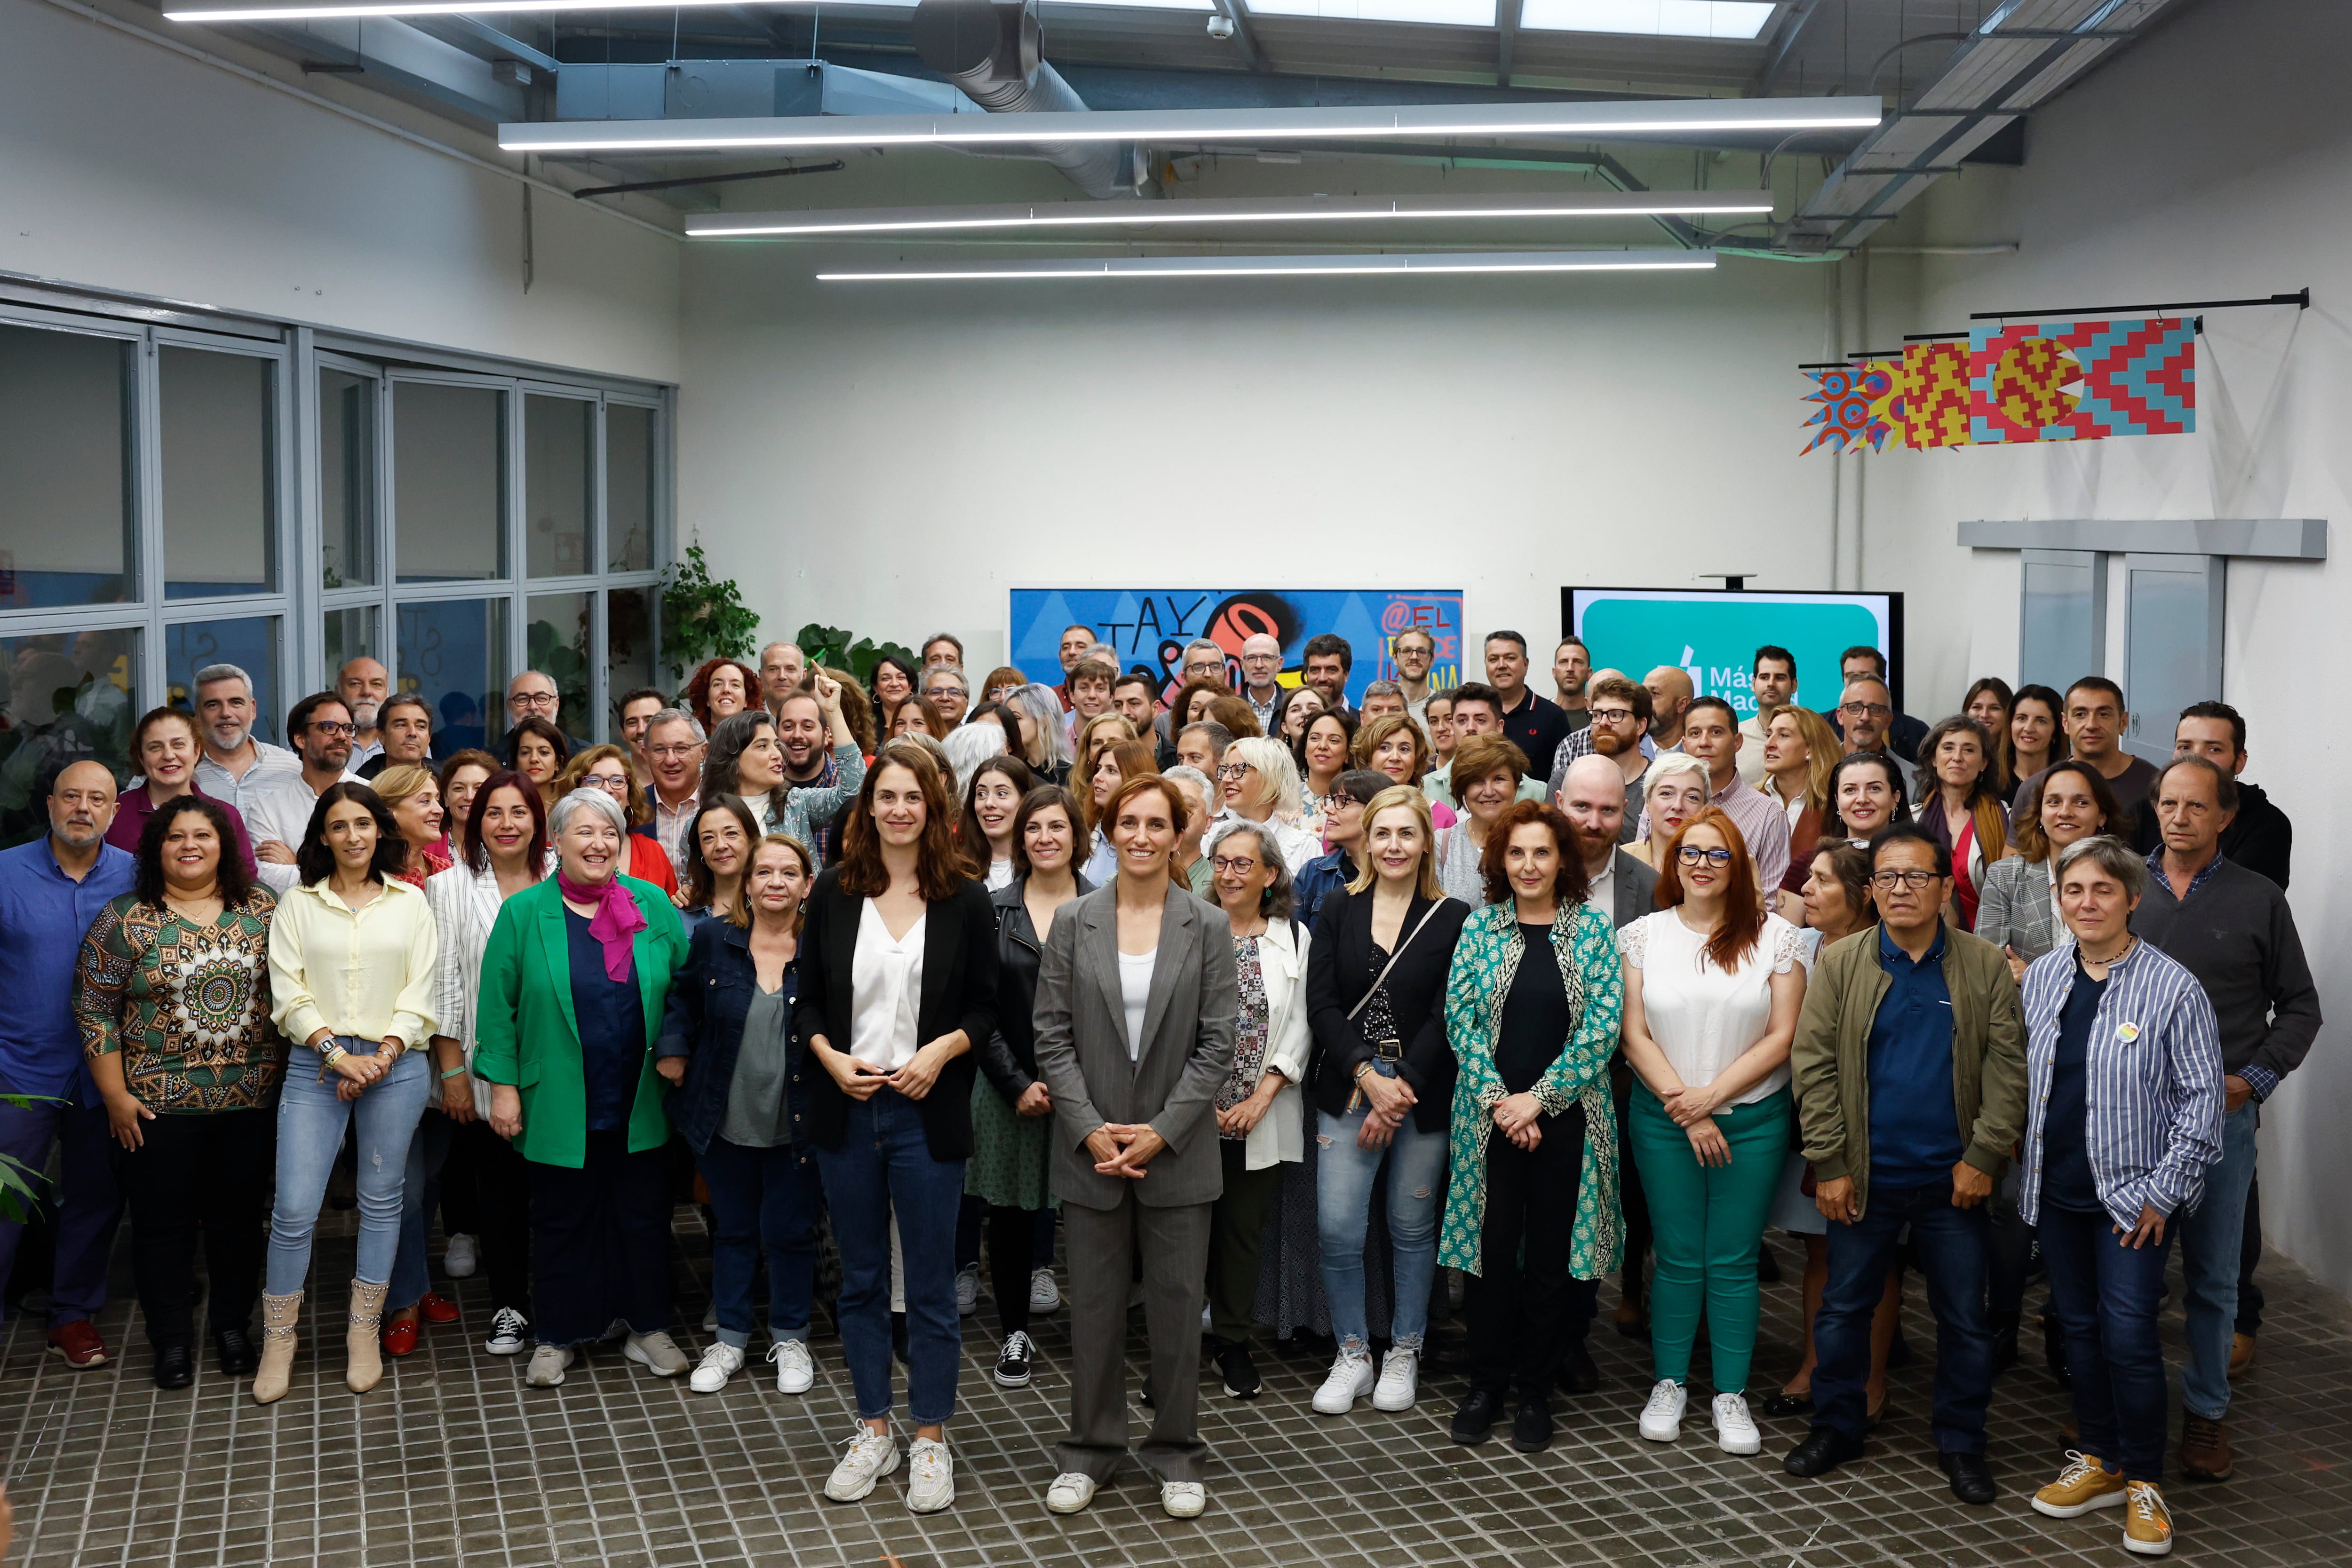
[{"xmin": 557, "ymin": 871, "xmax": 645, "ymax": 982}]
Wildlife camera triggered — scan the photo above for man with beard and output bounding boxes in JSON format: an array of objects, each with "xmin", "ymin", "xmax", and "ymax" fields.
[
  {"xmin": 1240, "ymin": 633, "xmax": 1287, "ymax": 732},
  {"xmin": 0, "ymin": 760, "xmax": 135, "ymax": 1370},
  {"xmin": 1391, "ymin": 627, "xmax": 1438, "ymax": 728},
  {"xmin": 1548, "ymin": 677, "xmax": 1654, "ymax": 841},
  {"xmin": 773, "ymin": 678, "xmax": 859, "ymax": 866},
  {"xmin": 643, "ymin": 708, "xmax": 706, "ymax": 869},
  {"xmin": 1551, "ymin": 638, "xmax": 1593, "ymax": 735},
  {"xmin": 190, "ymin": 663, "xmax": 302, "ymax": 820},
  {"xmin": 358, "ymin": 694, "xmax": 434, "ymax": 782},
  {"xmin": 337, "ymin": 657, "xmax": 392, "ymax": 772},
  {"xmin": 1840, "ymin": 674, "xmax": 1919, "ymax": 795},
  {"xmin": 1300, "ymin": 634, "xmax": 1356, "ymax": 725},
  {"xmin": 246, "ymin": 692, "xmax": 366, "ymax": 892}
]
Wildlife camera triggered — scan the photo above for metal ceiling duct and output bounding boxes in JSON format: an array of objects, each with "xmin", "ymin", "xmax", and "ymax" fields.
[{"xmin": 911, "ymin": 0, "xmax": 1149, "ymax": 200}]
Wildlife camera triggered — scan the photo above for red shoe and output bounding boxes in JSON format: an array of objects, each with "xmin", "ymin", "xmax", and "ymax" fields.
[
  {"xmin": 419, "ymin": 1291, "xmax": 461, "ymax": 1326},
  {"xmin": 47, "ymin": 1320, "xmax": 110, "ymax": 1369},
  {"xmin": 381, "ymin": 1313, "xmax": 420, "ymax": 1357}
]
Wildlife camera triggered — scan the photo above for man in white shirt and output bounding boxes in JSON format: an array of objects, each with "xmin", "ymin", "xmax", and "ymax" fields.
[
  {"xmin": 1240, "ymin": 634, "xmax": 1285, "ymax": 732},
  {"xmin": 337, "ymin": 657, "xmax": 392, "ymax": 772},
  {"xmin": 189, "ymin": 663, "xmax": 302, "ymax": 820},
  {"xmin": 1391, "ymin": 627, "xmax": 1438, "ymax": 727},
  {"xmin": 1737, "ymin": 646, "xmax": 1797, "ymax": 788},
  {"xmin": 247, "ymin": 693, "xmax": 367, "ymax": 891},
  {"xmin": 644, "ymin": 708, "xmax": 707, "ymax": 870},
  {"xmin": 1675, "ymin": 698, "xmax": 1792, "ymax": 894}
]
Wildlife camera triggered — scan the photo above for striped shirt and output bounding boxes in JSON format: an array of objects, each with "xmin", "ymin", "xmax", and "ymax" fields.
[{"xmin": 2017, "ymin": 934, "xmax": 2225, "ymax": 1231}]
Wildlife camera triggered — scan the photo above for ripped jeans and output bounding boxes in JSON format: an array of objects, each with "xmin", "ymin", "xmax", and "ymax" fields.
[
  {"xmin": 1315, "ymin": 1108, "xmax": 1447, "ymax": 1354},
  {"xmin": 266, "ymin": 1039, "xmax": 430, "ymax": 1297}
]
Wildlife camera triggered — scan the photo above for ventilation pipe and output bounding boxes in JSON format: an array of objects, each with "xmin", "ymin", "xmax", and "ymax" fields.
[{"xmin": 911, "ymin": 0, "xmax": 1149, "ymax": 199}]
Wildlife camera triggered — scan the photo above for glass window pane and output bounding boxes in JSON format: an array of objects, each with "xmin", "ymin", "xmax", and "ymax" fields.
[
  {"xmin": 525, "ymin": 395, "xmax": 593, "ymax": 579},
  {"xmin": 323, "ymin": 606, "xmax": 381, "ymax": 676},
  {"xmin": 606, "ymin": 586, "xmax": 658, "ymax": 731},
  {"xmin": 398, "ymin": 597, "xmax": 509, "ymax": 762},
  {"xmin": 0, "ymin": 325, "xmax": 136, "ymax": 609},
  {"xmin": 167, "ymin": 618, "xmax": 281, "ymax": 747},
  {"xmin": 321, "ymin": 369, "xmax": 379, "ymax": 588},
  {"xmin": 0, "ymin": 626, "xmax": 140, "ymax": 847},
  {"xmin": 161, "ymin": 348, "xmax": 278, "ymax": 600},
  {"xmin": 606, "ymin": 403, "xmax": 655, "ymax": 572},
  {"xmin": 395, "ymin": 383, "xmax": 506, "ymax": 584},
  {"xmin": 525, "ymin": 591, "xmax": 592, "ymax": 744}
]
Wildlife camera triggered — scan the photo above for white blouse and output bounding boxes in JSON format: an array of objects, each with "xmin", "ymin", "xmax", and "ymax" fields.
[
  {"xmin": 1119, "ymin": 948, "xmax": 1156, "ymax": 1061},
  {"xmin": 850, "ymin": 900, "xmax": 926, "ymax": 1072},
  {"xmin": 1619, "ymin": 909, "xmax": 1806, "ymax": 1106}
]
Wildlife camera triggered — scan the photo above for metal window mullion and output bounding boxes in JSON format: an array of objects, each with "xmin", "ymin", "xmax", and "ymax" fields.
[
  {"xmin": 159, "ymin": 593, "xmax": 293, "ymax": 625},
  {"xmin": 504, "ymin": 384, "xmax": 527, "ymax": 689},
  {"xmin": 374, "ymin": 363, "xmax": 396, "ymax": 659},
  {"xmin": 288, "ymin": 327, "xmax": 320, "ymax": 695},
  {"xmin": 135, "ymin": 326, "xmax": 167, "ymax": 711},
  {"xmin": 594, "ymin": 394, "xmax": 611, "ymax": 580},
  {"xmin": 0, "ymin": 604, "xmax": 152, "ymax": 638},
  {"xmin": 590, "ymin": 588, "xmax": 609, "ymax": 745}
]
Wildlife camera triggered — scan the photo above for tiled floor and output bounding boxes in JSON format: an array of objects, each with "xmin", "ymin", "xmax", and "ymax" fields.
[{"xmin": 4, "ymin": 1215, "xmax": 2348, "ymax": 1568}]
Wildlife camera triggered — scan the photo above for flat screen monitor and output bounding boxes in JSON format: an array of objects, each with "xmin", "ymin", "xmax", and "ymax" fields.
[{"xmin": 1562, "ymin": 586, "xmax": 1904, "ymax": 718}]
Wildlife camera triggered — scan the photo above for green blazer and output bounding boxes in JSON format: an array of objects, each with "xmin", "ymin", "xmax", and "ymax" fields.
[{"xmin": 471, "ymin": 875, "xmax": 690, "ymax": 1169}]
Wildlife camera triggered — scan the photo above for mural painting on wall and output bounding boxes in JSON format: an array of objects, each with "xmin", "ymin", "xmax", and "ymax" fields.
[{"xmin": 1008, "ymin": 588, "xmax": 1466, "ymax": 709}]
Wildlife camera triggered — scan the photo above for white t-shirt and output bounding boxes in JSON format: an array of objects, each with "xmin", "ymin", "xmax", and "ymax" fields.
[
  {"xmin": 1618, "ymin": 909, "xmax": 1806, "ymax": 1106},
  {"xmin": 1119, "ymin": 948, "xmax": 1156, "ymax": 1061},
  {"xmin": 985, "ymin": 857, "xmax": 1015, "ymax": 892},
  {"xmin": 850, "ymin": 900, "xmax": 927, "ymax": 1072}
]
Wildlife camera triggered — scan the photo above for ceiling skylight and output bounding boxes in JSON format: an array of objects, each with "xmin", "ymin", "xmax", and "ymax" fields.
[
  {"xmin": 1519, "ymin": 0, "xmax": 1777, "ymax": 40},
  {"xmin": 1247, "ymin": 0, "xmax": 1498, "ymax": 29}
]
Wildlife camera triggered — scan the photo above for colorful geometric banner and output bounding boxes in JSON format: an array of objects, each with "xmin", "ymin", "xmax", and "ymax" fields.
[
  {"xmin": 1904, "ymin": 341, "xmax": 1973, "ymax": 448},
  {"xmin": 1799, "ymin": 361, "xmax": 1903, "ymax": 454},
  {"xmin": 1968, "ymin": 317, "xmax": 2194, "ymax": 443}
]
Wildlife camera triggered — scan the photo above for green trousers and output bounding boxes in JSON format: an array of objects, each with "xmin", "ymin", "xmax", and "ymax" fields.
[{"xmin": 1626, "ymin": 1086, "xmax": 1791, "ymax": 1394}]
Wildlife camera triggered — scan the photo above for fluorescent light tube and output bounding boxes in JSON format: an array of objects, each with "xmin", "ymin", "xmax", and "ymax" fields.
[
  {"xmin": 816, "ymin": 248, "xmax": 1719, "ymax": 280},
  {"xmin": 501, "ymin": 95, "xmax": 1880, "ymax": 154},
  {"xmin": 170, "ymin": 0, "xmax": 889, "ymax": 19},
  {"xmin": 691, "ymin": 189, "xmax": 1773, "ymax": 237}
]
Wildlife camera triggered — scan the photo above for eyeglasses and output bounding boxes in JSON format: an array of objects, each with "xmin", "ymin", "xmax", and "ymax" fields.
[
  {"xmin": 1216, "ymin": 763, "xmax": 1254, "ymax": 779},
  {"xmin": 929, "ymin": 686, "xmax": 967, "ymax": 699},
  {"xmin": 1675, "ymin": 846, "xmax": 1733, "ymax": 867},
  {"xmin": 308, "ymin": 721, "xmax": 356, "ymax": 737},
  {"xmin": 1870, "ymin": 869, "xmax": 1942, "ymax": 890},
  {"xmin": 1840, "ymin": 702, "xmax": 1892, "ymax": 718},
  {"xmin": 1590, "ymin": 706, "xmax": 1637, "ymax": 723},
  {"xmin": 581, "ymin": 773, "xmax": 631, "ymax": 792},
  {"xmin": 648, "ymin": 743, "xmax": 699, "ymax": 759},
  {"xmin": 508, "ymin": 691, "xmax": 558, "ymax": 710},
  {"xmin": 1210, "ymin": 856, "xmax": 1260, "ymax": 875},
  {"xmin": 1325, "ymin": 796, "xmax": 1358, "ymax": 812}
]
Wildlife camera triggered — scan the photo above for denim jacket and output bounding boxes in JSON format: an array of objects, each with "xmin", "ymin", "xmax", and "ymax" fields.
[{"xmin": 656, "ymin": 917, "xmax": 805, "ymax": 1156}]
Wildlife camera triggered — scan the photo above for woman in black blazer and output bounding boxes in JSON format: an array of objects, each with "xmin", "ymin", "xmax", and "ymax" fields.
[
  {"xmin": 793, "ymin": 742, "xmax": 999, "ymax": 1515},
  {"xmin": 1303, "ymin": 786, "xmax": 1470, "ymax": 1418}
]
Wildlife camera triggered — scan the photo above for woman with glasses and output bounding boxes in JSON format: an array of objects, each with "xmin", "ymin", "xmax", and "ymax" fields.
[
  {"xmin": 503, "ymin": 717, "xmax": 572, "ymax": 814},
  {"xmin": 1912, "ymin": 717, "xmax": 2010, "ymax": 932},
  {"xmin": 1217, "ymin": 736, "xmax": 1321, "ymax": 875},
  {"xmin": 1617, "ymin": 808, "xmax": 1806, "ymax": 1457},
  {"xmin": 979, "ymin": 666, "xmax": 1028, "ymax": 706},
  {"xmin": 559, "ymin": 744, "xmax": 680, "ymax": 898},
  {"xmin": 1624, "ymin": 753, "xmax": 1714, "ymax": 871},
  {"xmin": 1822, "ymin": 752, "xmax": 1912, "ymax": 846},
  {"xmin": 1435, "ymin": 735, "xmax": 1528, "ymax": 905}
]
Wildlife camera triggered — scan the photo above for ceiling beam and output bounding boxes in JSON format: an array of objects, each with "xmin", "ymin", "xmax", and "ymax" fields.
[
  {"xmin": 1211, "ymin": 0, "xmax": 1271, "ymax": 74},
  {"xmin": 1495, "ymin": 0, "xmax": 1521, "ymax": 89}
]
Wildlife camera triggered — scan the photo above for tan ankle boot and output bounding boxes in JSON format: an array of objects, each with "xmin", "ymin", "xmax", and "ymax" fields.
[
  {"xmin": 346, "ymin": 1281, "xmax": 389, "ymax": 1393},
  {"xmin": 254, "ymin": 1290, "xmax": 302, "ymax": 1404}
]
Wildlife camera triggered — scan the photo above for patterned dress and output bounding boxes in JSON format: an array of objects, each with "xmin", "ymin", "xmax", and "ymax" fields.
[
  {"xmin": 73, "ymin": 892, "xmax": 286, "ymax": 1114},
  {"xmin": 1437, "ymin": 900, "xmax": 1624, "ymax": 1280},
  {"xmin": 1216, "ymin": 935, "xmax": 1272, "ymax": 1131}
]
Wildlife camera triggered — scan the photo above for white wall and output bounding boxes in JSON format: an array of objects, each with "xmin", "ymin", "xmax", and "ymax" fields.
[
  {"xmin": 1867, "ymin": 0, "xmax": 2352, "ymax": 1291},
  {"xmin": 0, "ymin": 0, "xmax": 681, "ymax": 382}
]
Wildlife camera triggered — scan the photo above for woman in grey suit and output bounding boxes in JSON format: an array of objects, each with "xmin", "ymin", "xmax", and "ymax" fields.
[{"xmin": 1032, "ymin": 774, "xmax": 1237, "ymax": 1522}]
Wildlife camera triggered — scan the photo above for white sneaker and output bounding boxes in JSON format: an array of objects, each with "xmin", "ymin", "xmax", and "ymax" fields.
[
  {"xmin": 524, "ymin": 1344, "xmax": 573, "ymax": 1387},
  {"xmin": 906, "ymin": 1437, "xmax": 954, "ymax": 1513},
  {"xmin": 1161, "ymin": 1481, "xmax": 1207, "ymax": 1520},
  {"xmin": 1712, "ymin": 1392, "xmax": 1761, "ymax": 1455},
  {"xmin": 1372, "ymin": 1347, "xmax": 1420, "ymax": 1412},
  {"xmin": 441, "ymin": 1233, "xmax": 478, "ymax": 1279},
  {"xmin": 485, "ymin": 1307, "xmax": 529, "ymax": 1356},
  {"xmin": 1639, "ymin": 1378, "xmax": 1688, "ymax": 1443},
  {"xmin": 955, "ymin": 1264, "xmax": 980, "ymax": 1317},
  {"xmin": 1311, "ymin": 1347, "xmax": 1376, "ymax": 1416},
  {"xmin": 690, "ymin": 1342, "xmax": 745, "ymax": 1394},
  {"xmin": 1028, "ymin": 1267, "xmax": 1060, "ymax": 1314},
  {"xmin": 1044, "ymin": 1473, "xmax": 1096, "ymax": 1514},
  {"xmin": 824, "ymin": 1427, "xmax": 900, "ymax": 1503},
  {"xmin": 625, "ymin": 1330, "xmax": 688, "ymax": 1377},
  {"xmin": 769, "ymin": 1338, "xmax": 814, "ymax": 1394}
]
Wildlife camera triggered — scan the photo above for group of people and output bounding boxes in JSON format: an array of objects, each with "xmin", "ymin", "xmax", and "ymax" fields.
[{"xmin": 0, "ymin": 626, "xmax": 2317, "ymax": 1560}]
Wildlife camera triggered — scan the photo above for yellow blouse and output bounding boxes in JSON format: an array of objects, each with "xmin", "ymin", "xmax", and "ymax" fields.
[{"xmin": 267, "ymin": 876, "xmax": 440, "ymax": 1051}]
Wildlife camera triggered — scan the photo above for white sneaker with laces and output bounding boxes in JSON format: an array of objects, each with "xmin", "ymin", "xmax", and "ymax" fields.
[
  {"xmin": 1372, "ymin": 1347, "xmax": 1420, "ymax": 1412},
  {"xmin": 1712, "ymin": 1392, "xmax": 1760, "ymax": 1455},
  {"xmin": 1312, "ymin": 1347, "xmax": 1376, "ymax": 1416},
  {"xmin": 625, "ymin": 1330, "xmax": 689, "ymax": 1377},
  {"xmin": 690, "ymin": 1342, "xmax": 745, "ymax": 1394},
  {"xmin": 824, "ymin": 1427, "xmax": 900, "ymax": 1503},
  {"xmin": 906, "ymin": 1437, "xmax": 954, "ymax": 1513},
  {"xmin": 485, "ymin": 1307, "xmax": 529, "ymax": 1356},
  {"xmin": 955, "ymin": 1264, "xmax": 980, "ymax": 1317},
  {"xmin": 1028, "ymin": 1267, "xmax": 1060, "ymax": 1314},
  {"xmin": 769, "ymin": 1338, "xmax": 814, "ymax": 1394},
  {"xmin": 1161, "ymin": 1481, "xmax": 1207, "ymax": 1520},
  {"xmin": 441, "ymin": 1233, "xmax": 478, "ymax": 1279},
  {"xmin": 1044, "ymin": 1473, "xmax": 1096, "ymax": 1514},
  {"xmin": 1639, "ymin": 1379, "xmax": 1688, "ymax": 1443},
  {"xmin": 524, "ymin": 1344, "xmax": 573, "ymax": 1387}
]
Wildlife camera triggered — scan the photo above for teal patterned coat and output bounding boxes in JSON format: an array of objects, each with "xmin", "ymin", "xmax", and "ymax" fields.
[{"xmin": 1437, "ymin": 900, "xmax": 1624, "ymax": 1280}]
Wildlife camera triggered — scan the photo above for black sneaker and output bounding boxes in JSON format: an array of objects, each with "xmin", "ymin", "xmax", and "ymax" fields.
[
  {"xmin": 1450, "ymin": 1387, "xmax": 1505, "ymax": 1445},
  {"xmin": 213, "ymin": 1325, "xmax": 258, "ymax": 1378},
  {"xmin": 1511, "ymin": 1395, "xmax": 1554, "ymax": 1453},
  {"xmin": 1216, "ymin": 1341, "xmax": 1262, "ymax": 1401},
  {"xmin": 153, "ymin": 1344, "xmax": 195, "ymax": 1390},
  {"xmin": 993, "ymin": 1330, "xmax": 1035, "ymax": 1388}
]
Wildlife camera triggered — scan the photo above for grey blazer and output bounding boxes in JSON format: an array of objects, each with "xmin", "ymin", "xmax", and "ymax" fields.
[
  {"xmin": 1607, "ymin": 851, "xmax": 1659, "ymax": 930},
  {"xmin": 1976, "ymin": 853, "xmax": 2059, "ymax": 964},
  {"xmin": 1032, "ymin": 880, "xmax": 1238, "ymax": 1212}
]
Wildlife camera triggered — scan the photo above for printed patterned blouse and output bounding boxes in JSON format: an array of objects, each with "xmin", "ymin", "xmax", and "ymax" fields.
[
  {"xmin": 75, "ymin": 891, "xmax": 286, "ymax": 1115},
  {"xmin": 1215, "ymin": 934, "xmax": 1273, "ymax": 1135}
]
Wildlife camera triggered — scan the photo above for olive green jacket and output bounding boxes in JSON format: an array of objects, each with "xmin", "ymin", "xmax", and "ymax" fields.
[{"xmin": 1789, "ymin": 922, "xmax": 2027, "ymax": 1220}]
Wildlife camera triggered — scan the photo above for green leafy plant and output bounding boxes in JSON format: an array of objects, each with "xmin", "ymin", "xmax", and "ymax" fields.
[
  {"xmin": 660, "ymin": 546, "xmax": 760, "ymax": 681},
  {"xmin": 795, "ymin": 624, "xmax": 916, "ymax": 687},
  {"xmin": 0, "ymin": 1092, "xmax": 62, "ymax": 1223}
]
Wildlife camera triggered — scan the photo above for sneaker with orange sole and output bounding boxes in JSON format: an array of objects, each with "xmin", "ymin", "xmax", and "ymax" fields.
[
  {"xmin": 2030, "ymin": 1451, "xmax": 2130, "ymax": 1518},
  {"xmin": 2123, "ymin": 1480, "xmax": 2173, "ymax": 1556}
]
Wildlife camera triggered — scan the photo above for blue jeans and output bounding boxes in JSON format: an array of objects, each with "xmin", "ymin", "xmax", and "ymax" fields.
[
  {"xmin": 697, "ymin": 1136, "xmax": 818, "ymax": 1349},
  {"xmin": 809, "ymin": 1090, "xmax": 966, "ymax": 1425},
  {"xmin": 0, "ymin": 1094, "xmax": 121, "ymax": 1329},
  {"xmin": 266, "ymin": 1040, "xmax": 429, "ymax": 1297},
  {"xmin": 1315, "ymin": 1109, "xmax": 1447, "ymax": 1354},
  {"xmin": 2177, "ymin": 1101, "xmax": 2258, "ymax": 1420},
  {"xmin": 389, "ymin": 1109, "xmax": 457, "ymax": 1309},
  {"xmin": 2041, "ymin": 1202, "xmax": 2174, "ymax": 1482},
  {"xmin": 1813, "ymin": 1180, "xmax": 1995, "ymax": 1453}
]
